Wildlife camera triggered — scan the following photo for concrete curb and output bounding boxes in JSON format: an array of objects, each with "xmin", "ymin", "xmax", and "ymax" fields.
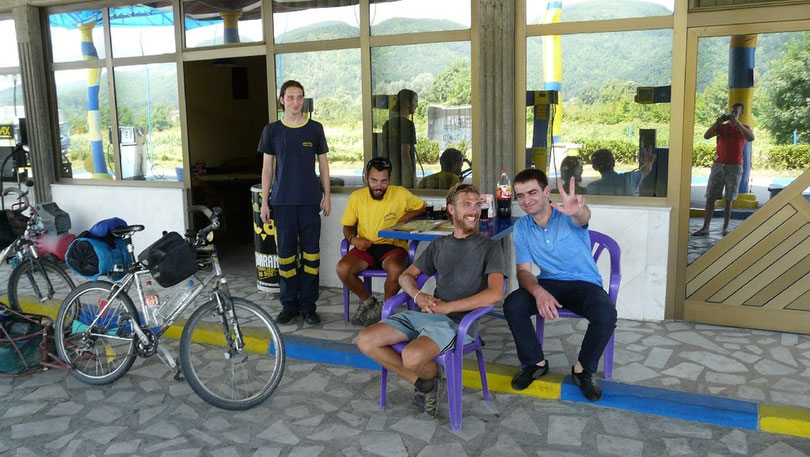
[{"xmin": 18, "ymin": 301, "xmax": 810, "ymax": 440}]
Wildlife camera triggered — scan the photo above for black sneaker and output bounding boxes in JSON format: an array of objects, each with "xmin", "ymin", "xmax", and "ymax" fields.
[
  {"xmin": 303, "ymin": 310, "xmax": 321, "ymax": 325},
  {"xmin": 571, "ymin": 367, "xmax": 602, "ymax": 402},
  {"xmin": 510, "ymin": 361, "xmax": 549, "ymax": 391},
  {"xmin": 276, "ymin": 310, "xmax": 298, "ymax": 325}
]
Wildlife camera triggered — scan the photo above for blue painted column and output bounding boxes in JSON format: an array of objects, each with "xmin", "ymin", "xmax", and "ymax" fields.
[
  {"xmin": 729, "ymin": 34, "xmax": 756, "ymax": 194},
  {"xmin": 221, "ymin": 11, "xmax": 241, "ymax": 44},
  {"xmin": 79, "ymin": 21, "xmax": 109, "ymax": 177}
]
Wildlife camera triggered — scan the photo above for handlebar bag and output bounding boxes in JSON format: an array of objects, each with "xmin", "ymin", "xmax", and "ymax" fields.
[
  {"xmin": 0, "ymin": 209, "xmax": 27, "ymax": 251},
  {"xmin": 137, "ymin": 232, "xmax": 197, "ymax": 288},
  {"xmin": 65, "ymin": 237, "xmax": 129, "ymax": 280}
]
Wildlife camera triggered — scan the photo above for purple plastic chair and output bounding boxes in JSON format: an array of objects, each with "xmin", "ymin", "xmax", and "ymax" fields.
[
  {"xmin": 340, "ymin": 239, "xmax": 419, "ymax": 322},
  {"xmin": 379, "ymin": 273, "xmax": 493, "ymax": 431},
  {"xmin": 534, "ymin": 230, "xmax": 621, "ymax": 379}
]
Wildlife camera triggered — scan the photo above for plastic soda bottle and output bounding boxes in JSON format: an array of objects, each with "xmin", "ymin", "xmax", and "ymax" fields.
[
  {"xmin": 496, "ymin": 168, "xmax": 512, "ymax": 219},
  {"xmin": 143, "ymin": 280, "xmax": 160, "ymax": 325},
  {"xmin": 158, "ymin": 279, "xmax": 196, "ymax": 321}
]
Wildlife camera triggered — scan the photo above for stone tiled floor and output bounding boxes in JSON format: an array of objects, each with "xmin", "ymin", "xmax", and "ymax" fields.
[
  {"xmin": 1, "ymin": 352, "xmax": 809, "ymax": 456},
  {"xmin": 688, "ymin": 216, "xmax": 744, "ymax": 263}
]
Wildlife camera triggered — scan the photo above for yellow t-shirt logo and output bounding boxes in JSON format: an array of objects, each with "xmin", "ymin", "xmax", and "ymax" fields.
[{"xmin": 302, "ymin": 141, "xmax": 313, "ymax": 147}]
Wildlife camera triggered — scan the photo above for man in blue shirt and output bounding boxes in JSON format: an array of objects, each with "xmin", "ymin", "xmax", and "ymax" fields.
[
  {"xmin": 586, "ymin": 148, "xmax": 654, "ymax": 196},
  {"xmin": 504, "ymin": 168, "xmax": 616, "ymax": 401},
  {"xmin": 258, "ymin": 80, "xmax": 331, "ymax": 326}
]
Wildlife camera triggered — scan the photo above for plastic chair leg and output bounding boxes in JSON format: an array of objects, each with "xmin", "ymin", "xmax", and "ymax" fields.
[
  {"xmin": 476, "ymin": 347, "xmax": 490, "ymax": 401},
  {"xmin": 604, "ymin": 333, "xmax": 615, "ymax": 379},
  {"xmin": 446, "ymin": 360, "xmax": 463, "ymax": 431},
  {"xmin": 343, "ymin": 286, "xmax": 351, "ymax": 322},
  {"xmin": 380, "ymin": 367, "xmax": 388, "ymax": 408}
]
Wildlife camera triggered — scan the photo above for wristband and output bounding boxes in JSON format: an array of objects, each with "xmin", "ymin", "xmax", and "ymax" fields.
[{"xmin": 414, "ymin": 291, "xmax": 422, "ymax": 303}]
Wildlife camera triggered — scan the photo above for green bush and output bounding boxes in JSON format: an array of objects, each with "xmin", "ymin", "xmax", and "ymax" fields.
[
  {"xmin": 416, "ymin": 137, "xmax": 439, "ymax": 164},
  {"xmin": 691, "ymin": 144, "xmax": 716, "ymax": 168},
  {"xmin": 766, "ymin": 144, "xmax": 810, "ymax": 170}
]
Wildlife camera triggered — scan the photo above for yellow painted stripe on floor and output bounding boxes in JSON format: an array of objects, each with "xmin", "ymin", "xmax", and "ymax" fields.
[
  {"xmin": 17, "ymin": 298, "xmax": 59, "ymax": 320},
  {"xmin": 461, "ymin": 359, "xmax": 563, "ymax": 399},
  {"xmin": 760, "ymin": 404, "xmax": 810, "ymax": 438}
]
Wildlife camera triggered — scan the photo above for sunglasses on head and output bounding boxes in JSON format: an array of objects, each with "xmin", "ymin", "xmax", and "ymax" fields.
[{"xmin": 367, "ymin": 157, "xmax": 392, "ymax": 171}]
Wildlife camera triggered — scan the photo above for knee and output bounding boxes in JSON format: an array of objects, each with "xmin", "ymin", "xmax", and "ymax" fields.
[
  {"xmin": 401, "ymin": 347, "xmax": 426, "ymax": 372},
  {"xmin": 336, "ymin": 260, "xmax": 352, "ymax": 282},
  {"xmin": 384, "ymin": 262, "xmax": 406, "ymax": 281},
  {"xmin": 356, "ymin": 329, "xmax": 375, "ymax": 355},
  {"xmin": 503, "ymin": 289, "xmax": 533, "ymax": 319},
  {"xmin": 591, "ymin": 302, "xmax": 617, "ymax": 331}
]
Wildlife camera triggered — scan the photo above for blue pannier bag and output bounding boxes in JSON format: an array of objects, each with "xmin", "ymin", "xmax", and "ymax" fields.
[{"xmin": 66, "ymin": 217, "xmax": 132, "ymax": 281}]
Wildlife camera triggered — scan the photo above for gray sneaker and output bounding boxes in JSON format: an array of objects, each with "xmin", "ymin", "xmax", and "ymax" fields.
[
  {"xmin": 422, "ymin": 375, "xmax": 443, "ymax": 418},
  {"xmin": 350, "ymin": 298, "xmax": 375, "ymax": 326},
  {"xmin": 357, "ymin": 300, "xmax": 383, "ymax": 327}
]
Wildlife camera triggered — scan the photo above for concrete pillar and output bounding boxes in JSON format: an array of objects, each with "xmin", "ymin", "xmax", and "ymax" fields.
[
  {"xmin": 477, "ymin": 0, "xmax": 515, "ymax": 192},
  {"xmin": 14, "ymin": 5, "xmax": 56, "ymax": 202}
]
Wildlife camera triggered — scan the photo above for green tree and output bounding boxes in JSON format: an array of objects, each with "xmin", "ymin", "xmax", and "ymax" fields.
[
  {"xmin": 761, "ymin": 32, "xmax": 810, "ymax": 144},
  {"xmin": 424, "ymin": 59, "xmax": 471, "ymax": 106},
  {"xmin": 694, "ymin": 73, "xmax": 728, "ymax": 127}
]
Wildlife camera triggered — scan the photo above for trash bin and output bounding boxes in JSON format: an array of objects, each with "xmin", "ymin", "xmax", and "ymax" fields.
[{"xmin": 251, "ymin": 184, "xmax": 279, "ymax": 294}]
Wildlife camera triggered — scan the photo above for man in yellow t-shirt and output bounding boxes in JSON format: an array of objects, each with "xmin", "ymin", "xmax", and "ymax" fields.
[{"xmin": 338, "ymin": 157, "xmax": 426, "ymax": 326}]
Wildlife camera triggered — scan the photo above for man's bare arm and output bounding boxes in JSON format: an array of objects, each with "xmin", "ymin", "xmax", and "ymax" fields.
[
  {"xmin": 397, "ymin": 203, "xmax": 427, "ymax": 224},
  {"xmin": 260, "ymin": 154, "xmax": 275, "ymax": 224}
]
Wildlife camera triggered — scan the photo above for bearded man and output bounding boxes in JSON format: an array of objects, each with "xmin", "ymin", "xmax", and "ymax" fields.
[
  {"xmin": 337, "ymin": 157, "xmax": 426, "ymax": 326},
  {"xmin": 357, "ymin": 183, "xmax": 505, "ymax": 418}
]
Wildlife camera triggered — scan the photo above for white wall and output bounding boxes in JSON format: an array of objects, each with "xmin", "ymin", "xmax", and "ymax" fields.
[
  {"xmin": 51, "ymin": 184, "xmax": 187, "ymax": 250},
  {"xmin": 321, "ymin": 193, "xmax": 670, "ymax": 322}
]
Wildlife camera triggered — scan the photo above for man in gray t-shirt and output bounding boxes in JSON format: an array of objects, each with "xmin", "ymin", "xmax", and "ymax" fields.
[{"xmin": 357, "ymin": 184, "xmax": 505, "ymax": 419}]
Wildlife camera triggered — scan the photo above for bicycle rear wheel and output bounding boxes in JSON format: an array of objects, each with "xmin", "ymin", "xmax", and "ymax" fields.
[
  {"xmin": 7, "ymin": 258, "xmax": 76, "ymax": 314},
  {"xmin": 55, "ymin": 281, "xmax": 138, "ymax": 385},
  {"xmin": 179, "ymin": 297, "xmax": 285, "ymax": 410}
]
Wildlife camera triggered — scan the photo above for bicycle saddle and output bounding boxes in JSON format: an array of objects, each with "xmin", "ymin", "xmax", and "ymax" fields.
[{"xmin": 111, "ymin": 225, "xmax": 145, "ymax": 238}]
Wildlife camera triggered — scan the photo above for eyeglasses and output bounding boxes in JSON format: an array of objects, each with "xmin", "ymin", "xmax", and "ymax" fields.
[{"xmin": 367, "ymin": 157, "xmax": 392, "ymax": 171}]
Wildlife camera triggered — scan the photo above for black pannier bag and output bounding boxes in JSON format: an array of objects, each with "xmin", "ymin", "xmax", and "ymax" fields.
[
  {"xmin": 138, "ymin": 232, "xmax": 197, "ymax": 287},
  {"xmin": 0, "ymin": 209, "xmax": 27, "ymax": 250}
]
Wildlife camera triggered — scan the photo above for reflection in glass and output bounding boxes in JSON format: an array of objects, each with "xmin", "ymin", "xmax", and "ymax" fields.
[
  {"xmin": 49, "ymin": 11, "xmax": 106, "ymax": 63},
  {"xmin": 110, "ymin": 4, "xmax": 176, "ymax": 57},
  {"xmin": 370, "ymin": 0, "xmax": 470, "ymax": 35},
  {"xmin": 372, "ymin": 42, "xmax": 472, "ymax": 189},
  {"xmin": 275, "ymin": 49, "xmax": 362, "ymax": 186},
  {"xmin": 184, "ymin": 0, "xmax": 262, "ymax": 48},
  {"xmin": 688, "ymin": 31, "xmax": 809, "ymax": 263},
  {"xmin": 55, "ymin": 69, "xmax": 112, "ymax": 179},
  {"xmin": 273, "ymin": 2, "xmax": 359, "ymax": 43},
  {"xmin": 526, "ymin": 30, "xmax": 672, "ymax": 197},
  {"xmin": 0, "ymin": 19, "xmax": 19, "ymax": 67},
  {"xmin": 527, "ymin": 0, "xmax": 673, "ymax": 25},
  {"xmin": 0, "ymin": 75, "xmax": 26, "ymax": 179},
  {"xmin": 114, "ymin": 63, "xmax": 180, "ymax": 181}
]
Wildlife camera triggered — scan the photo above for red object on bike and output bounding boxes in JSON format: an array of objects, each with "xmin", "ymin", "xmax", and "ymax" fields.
[{"xmin": 34, "ymin": 233, "xmax": 76, "ymax": 262}]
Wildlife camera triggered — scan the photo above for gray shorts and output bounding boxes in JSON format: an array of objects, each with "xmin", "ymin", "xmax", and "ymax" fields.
[
  {"xmin": 382, "ymin": 310, "xmax": 474, "ymax": 354},
  {"xmin": 706, "ymin": 163, "xmax": 743, "ymax": 201}
]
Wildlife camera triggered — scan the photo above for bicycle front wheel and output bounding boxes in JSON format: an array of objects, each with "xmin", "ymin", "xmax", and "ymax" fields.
[
  {"xmin": 55, "ymin": 281, "xmax": 138, "ymax": 385},
  {"xmin": 179, "ymin": 297, "xmax": 285, "ymax": 410},
  {"xmin": 8, "ymin": 258, "xmax": 76, "ymax": 314}
]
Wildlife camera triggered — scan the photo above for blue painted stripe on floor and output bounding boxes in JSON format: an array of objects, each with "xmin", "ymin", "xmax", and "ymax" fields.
[
  {"xmin": 284, "ymin": 334, "xmax": 380, "ymax": 370},
  {"xmin": 561, "ymin": 378, "xmax": 758, "ymax": 430}
]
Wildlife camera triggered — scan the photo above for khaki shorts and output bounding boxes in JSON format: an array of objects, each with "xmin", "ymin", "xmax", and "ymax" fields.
[{"xmin": 706, "ymin": 163, "xmax": 743, "ymax": 201}]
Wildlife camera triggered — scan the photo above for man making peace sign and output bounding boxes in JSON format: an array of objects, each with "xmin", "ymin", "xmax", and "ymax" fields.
[{"xmin": 503, "ymin": 168, "xmax": 617, "ymax": 401}]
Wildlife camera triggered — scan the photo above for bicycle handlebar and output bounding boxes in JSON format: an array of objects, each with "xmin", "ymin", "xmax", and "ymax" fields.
[{"xmin": 187, "ymin": 205, "xmax": 221, "ymax": 242}]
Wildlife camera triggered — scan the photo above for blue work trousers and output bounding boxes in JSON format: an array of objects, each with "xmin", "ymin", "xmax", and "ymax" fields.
[{"xmin": 272, "ymin": 204, "xmax": 321, "ymax": 314}]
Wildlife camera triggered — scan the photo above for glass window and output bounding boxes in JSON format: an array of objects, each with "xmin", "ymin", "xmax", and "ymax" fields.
[
  {"xmin": 49, "ymin": 11, "xmax": 106, "ymax": 63},
  {"xmin": 184, "ymin": 0, "xmax": 262, "ymax": 48},
  {"xmin": 527, "ymin": 0, "xmax": 674, "ymax": 25},
  {"xmin": 114, "ymin": 63, "xmax": 181, "ymax": 181},
  {"xmin": 370, "ymin": 0, "xmax": 470, "ymax": 36},
  {"xmin": 275, "ymin": 49, "xmax": 362, "ymax": 187},
  {"xmin": 372, "ymin": 42, "xmax": 472, "ymax": 189},
  {"xmin": 688, "ymin": 31, "xmax": 810, "ymax": 263},
  {"xmin": 55, "ymin": 69, "xmax": 113, "ymax": 180},
  {"xmin": 273, "ymin": 2, "xmax": 359, "ymax": 44},
  {"xmin": 0, "ymin": 75, "xmax": 24, "ymax": 170},
  {"xmin": 110, "ymin": 4, "xmax": 176, "ymax": 58},
  {"xmin": 526, "ymin": 30, "xmax": 673, "ymax": 197},
  {"xmin": 0, "ymin": 19, "xmax": 19, "ymax": 67}
]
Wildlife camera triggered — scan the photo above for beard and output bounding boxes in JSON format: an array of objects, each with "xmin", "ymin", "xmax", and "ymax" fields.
[
  {"xmin": 368, "ymin": 186, "xmax": 387, "ymax": 200},
  {"xmin": 453, "ymin": 211, "xmax": 479, "ymax": 235}
]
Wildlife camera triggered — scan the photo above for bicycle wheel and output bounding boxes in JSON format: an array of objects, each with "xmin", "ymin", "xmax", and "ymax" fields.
[
  {"xmin": 55, "ymin": 280, "xmax": 138, "ymax": 385},
  {"xmin": 179, "ymin": 297, "xmax": 285, "ymax": 410},
  {"xmin": 7, "ymin": 258, "xmax": 76, "ymax": 314}
]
